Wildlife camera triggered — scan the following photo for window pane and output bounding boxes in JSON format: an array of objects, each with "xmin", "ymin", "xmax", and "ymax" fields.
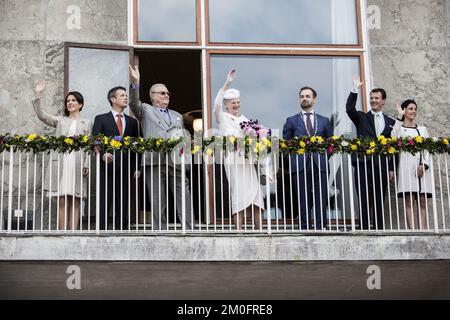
[
  {"xmin": 209, "ymin": 0, "xmax": 358, "ymax": 45},
  {"xmin": 69, "ymin": 47, "xmax": 130, "ymax": 120},
  {"xmin": 210, "ymin": 55, "xmax": 361, "ymax": 221},
  {"xmin": 210, "ymin": 54, "xmax": 360, "ymax": 137},
  {"xmin": 138, "ymin": 0, "xmax": 197, "ymax": 42}
]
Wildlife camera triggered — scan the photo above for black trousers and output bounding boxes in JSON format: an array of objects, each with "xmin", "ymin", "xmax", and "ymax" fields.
[
  {"xmin": 293, "ymin": 164, "xmax": 328, "ymax": 230},
  {"xmin": 354, "ymin": 158, "xmax": 389, "ymax": 230},
  {"xmin": 99, "ymin": 164, "xmax": 130, "ymax": 230}
]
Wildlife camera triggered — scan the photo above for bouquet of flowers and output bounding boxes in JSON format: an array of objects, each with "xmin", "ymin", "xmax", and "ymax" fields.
[{"xmin": 239, "ymin": 119, "xmax": 271, "ymax": 139}]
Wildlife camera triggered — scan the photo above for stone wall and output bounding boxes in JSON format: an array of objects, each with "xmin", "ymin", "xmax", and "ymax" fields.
[
  {"xmin": 367, "ymin": 0, "xmax": 450, "ymax": 137},
  {"xmin": 0, "ymin": 0, "xmax": 447, "ymax": 135},
  {"xmin": 0, "ymin": 0, "xmax": 127, "ymax": 135}
]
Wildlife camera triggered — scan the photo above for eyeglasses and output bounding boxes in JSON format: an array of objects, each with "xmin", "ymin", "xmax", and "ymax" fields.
[{"xmin": 154, "ymin": 91, "xmax": 171, "ymax": 97}]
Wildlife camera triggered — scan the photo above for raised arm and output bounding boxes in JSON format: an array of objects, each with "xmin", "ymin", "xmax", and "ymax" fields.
[
  {"xmin": 346, "ymin": 76, "xmax": 363, "ymax": 126},
  {"xmin": 391, "ymin": 101, "xmax": 404, "ymax": 138},
  {"xmin": 32, "ymin": 80, "xmax": 58, "ymax": 128},
  {"xmin": 213, "ymin": 69, "xmax": 235, "ymax": 124},
  {"xmin": 128, "ymin": 65, "xmax": 144, "ymax": 120}
]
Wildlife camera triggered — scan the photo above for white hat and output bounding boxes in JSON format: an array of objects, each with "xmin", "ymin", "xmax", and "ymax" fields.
[{"xmin": 223, "ymin": 88, "xmax": 240, "ymax": 100}]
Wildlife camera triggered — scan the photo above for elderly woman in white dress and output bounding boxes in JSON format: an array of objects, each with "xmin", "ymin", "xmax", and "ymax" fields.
[
  {"xmin": 213, "ymin": 69, "xmax": 274, "ymax": 230},
  {"xmin": 392, "ymin": 99, "xmax": 433, "ymax": 230},
  {"xmin": 33, "ymin": 80, "xmax": 92, "ymax": 230}
]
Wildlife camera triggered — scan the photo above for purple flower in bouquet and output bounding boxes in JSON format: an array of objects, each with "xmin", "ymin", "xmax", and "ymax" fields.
[{"xmin": 239, "ymin": 119, "xmax": 271, "ymax": 138}]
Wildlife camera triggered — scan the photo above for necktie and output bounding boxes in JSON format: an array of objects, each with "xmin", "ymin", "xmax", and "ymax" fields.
[
  {"xmin": 116, "ymin": 114, "xmax": 123, "ymax": 136},
  {"xmin": 161, "ymin": 109, "xmax": 171, "ymax": 125},
  {"xmin": 374, "ymin": 113, "xmax": 380, "ymax": 136},
  {"xmin": 306, "ymin": 112, "xmax": 313, "ymax": 135}
]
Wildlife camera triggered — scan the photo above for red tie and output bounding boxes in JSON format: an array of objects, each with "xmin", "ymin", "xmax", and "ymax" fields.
[{"xmin": 116, "ymin": 114, "xmax": 123, "ymax": 136}]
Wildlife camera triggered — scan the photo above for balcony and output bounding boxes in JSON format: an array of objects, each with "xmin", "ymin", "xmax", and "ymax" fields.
[
  {"xmin": 1, "ymin": 134, "xmax": 449, "ymax": 298},
  {"xmin": 0, "ymin": 134, "xmax": 448, "ymax": 235}
]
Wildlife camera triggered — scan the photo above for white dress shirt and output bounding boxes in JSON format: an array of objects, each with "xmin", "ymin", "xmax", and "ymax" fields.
[{"xmin": 371, "ymin": 110, "xmax": 385, "ymax": 135}]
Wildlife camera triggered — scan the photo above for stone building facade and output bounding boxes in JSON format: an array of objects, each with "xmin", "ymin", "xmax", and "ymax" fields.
[{"xmin": 0, "ymin": 0, "xmax": 448, "ymax": 136}]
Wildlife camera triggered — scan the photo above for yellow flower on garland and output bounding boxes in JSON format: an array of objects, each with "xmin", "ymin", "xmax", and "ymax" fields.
[
  {"xmin": 299, "ymin": 141, "xmax": 306, "ymax": 148},
  {"xmin": 389, "ymin": 136, "xmax": 397, "ymax": 143},
  {"xmin": 378, "ymin": 136, "xmax": 388, "ymax": 145},
  {"xmin": 297, "ymin": 148, "xmax": 305, "ymax": 155},
  {"xmin": 228, "ymin": 136, "xmax": 236, "ymax": 144},
  {"xmin": 415, "ymin": 136, "xmax": 423, "ymax": 143},
  {"xmin": 388, "ymin": 147, "xmax": 396, "ymax": 154},
  {"xmin": 444, "ymin": 138, "xmax": 449, "ymax": 145},
  {"xmin": 262, "ymin": 137, "xmax": 272, "ymax": 147},
  {"xmin": 26, "ymin": 134, "xmax": 37, "ymax": 142},
  {"xmin": 82, "ymin": 135, "xmax": 89, "ymax": 143},
  {"xmin": 253, "ymin": 142, "xmax": 265, "ymax": 153},
  {"xmin": 40, "ymin": 136, "xmax": 47, "ymax": 141},
  {"xmin": 331, "ymin": 135, "xmax": 339, "ymax": 140},
  {"xmin": 366, "ymin": 148, "xmax": 375, "ymax": 155},
  {"xmin": 110, "ymin": 140, "xmax": 122, "ymax": 149},
  {"xmin": 310, "ymin": 137, "xmax": 317, "ymax": 143},
  {"xmin": 350, "ymin": 144, "xmax": 358, "ymax": 151},
  {"xmin": 316, "ymin": 136, "xmax": 324, "ymax": 144},
  {"xmin": 156, "ymin": 138, "xmax": 163, "ymax": 146},
  {"xmin": 103, "ymin": 137, "xmax": 109, "ymax": 145},
  {"xmin": 280, "ymin": 142, "xmax": 287, "ymax": 149},
  {"xmin": 64, "ymin": 138, "xmax": 74, "ymax": 145},
  {"xmin": 369, "ymin": 141, "xmax": 376, "ymax": 148},
  {"xmin": 206, "ymin": 148, "xmax": 213, "ymax": 156},
  {"xmin": 191, "ymin": 145, "xmax": 201, "ymax": 154}
]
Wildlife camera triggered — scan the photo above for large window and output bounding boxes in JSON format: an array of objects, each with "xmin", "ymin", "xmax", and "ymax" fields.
[
  {"xmin": 208, "ymin": 0, "xmax": 359, "ymax": 45},
  {"xmin": 65, "ymin": 44, "xmax": 132, "ymax": 120},
  {"xmin": 136, "ymin": 0, "xmax": 199, "ymax": 44},
  {"xmin": 210, "ymin": 54, "xmax": 360, "ymax": 136},
  {"xmin": 131, "ymin": 0, "xmax": 367, "ymax": 221},
  {"xmin": 133, "ymin": 0, "xmax": 367, "ymax": 132}
]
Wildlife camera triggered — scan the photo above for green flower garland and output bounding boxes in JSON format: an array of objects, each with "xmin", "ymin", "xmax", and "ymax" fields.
[{"xmin": 0, "ymin": 134, "xmax": 448, "ymax": 156}]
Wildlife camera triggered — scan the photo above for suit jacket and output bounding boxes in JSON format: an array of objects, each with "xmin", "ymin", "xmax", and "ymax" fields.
[
  {"xmin": 92, "ymin": 111, "xmax": 141, "ymax": 172},
  {"xmin": 129, "ymin": 85, "xmax": 189, "ymax": 166},
  {"xmin": 32, "ymin": 98, "xmax": 92, "ymax": 196},
  {"xmin": 346, "ymin": 91, "xmax": 395, "ymax": 168},
  {"xmin": 283, "ymin": 111, "xmax": 333, "ymax": 173}
]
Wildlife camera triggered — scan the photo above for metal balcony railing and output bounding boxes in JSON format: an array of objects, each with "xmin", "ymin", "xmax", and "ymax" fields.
[{"xmin": 1, "ymin": 134, "xmax": 449, "ymax": 234}]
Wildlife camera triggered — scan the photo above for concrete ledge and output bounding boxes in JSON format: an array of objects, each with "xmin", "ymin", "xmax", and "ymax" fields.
[{"xmin": 1, "ymin": 234, "xmax": 450, "ymax": 261}]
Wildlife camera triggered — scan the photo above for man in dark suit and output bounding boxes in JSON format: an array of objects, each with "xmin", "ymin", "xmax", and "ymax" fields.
[
  {"xmin": 346, "ymin": 77, "xmax": 395, "ymax": 230},
  {"xmin": 283, "ymin": 86, "xmax": 333, "ymax": 230},
  {"xmin": 92, "ymin": 86, "xmax": 141, "ymax": 231}
]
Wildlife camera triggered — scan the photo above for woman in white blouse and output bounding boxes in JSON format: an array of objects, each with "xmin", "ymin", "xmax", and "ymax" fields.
[
  {"xmin": 213, "ymin": 69, "xmax": 274, "ymax": 230},
  {"xmin": 392, "ymin": 99, "xmax": 433, "ymax": 230},
  {"xmin": 33, "ymin": 80, "xmax": 92, "ymax": 230}
]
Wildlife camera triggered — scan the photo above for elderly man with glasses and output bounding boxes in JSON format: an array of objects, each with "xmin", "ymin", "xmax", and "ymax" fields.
[{"xmin": 129, "ymin": 65, "xmax": 193, "ymax": 231}]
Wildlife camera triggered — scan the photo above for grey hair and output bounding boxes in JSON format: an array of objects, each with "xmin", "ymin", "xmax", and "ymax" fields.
[{"xmin": 149, "ymin": 83, "xmax": 167, "ymax": 104}]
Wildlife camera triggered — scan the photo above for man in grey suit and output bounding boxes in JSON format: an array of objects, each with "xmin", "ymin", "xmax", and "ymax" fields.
[{"xmin": 128, "ymin": 65, "xmax": 193, "ymax": 230}]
